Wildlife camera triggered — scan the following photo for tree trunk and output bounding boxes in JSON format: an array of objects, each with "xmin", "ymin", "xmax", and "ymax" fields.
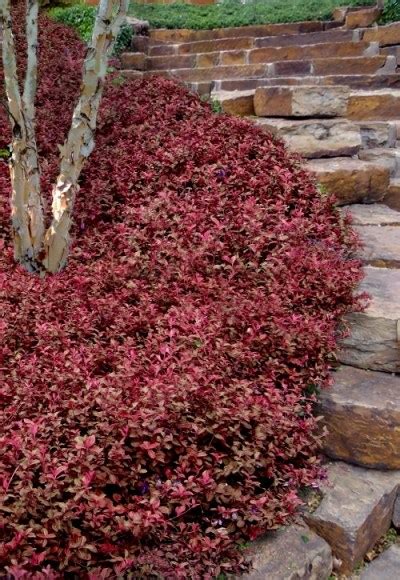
[
  {"xmin": 0, "ymin": 0, "xmax": 44, "ymax": 272},
  {"xmin": 42, "ymin": 0, "xmax": 129, "ymax": 273},
  {"xmin": 0, "ymin": 0, "xmax": 129, "ymax": 274}
]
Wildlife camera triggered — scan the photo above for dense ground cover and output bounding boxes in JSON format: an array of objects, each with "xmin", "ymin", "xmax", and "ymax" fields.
[
  {"xmin": 127, "ymin": 0, "xmax": 375, "ymax": 30},
  {"xmin": 0, "ymin": 2, "xmax": 363, "ymax": 577},
  {"xmin": 50, "ymin": 0, "xmax": 376, "ymax": 33}
]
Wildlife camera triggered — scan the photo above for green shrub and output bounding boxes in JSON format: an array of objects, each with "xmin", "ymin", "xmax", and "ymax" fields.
[
  {"xmin": 48, "ymin": 4, "xmax": 133, "ymax": 54},
  {"xmin": 380, "ymin": 0, "xmax": 400, "ymax": 24},
  {"xmin": 48, "ymin": 4, "xmax": 95, "ymax": 42},
  {"xmin": 129, "ymin": 0, "xmax": 376, "ymax": 30}
]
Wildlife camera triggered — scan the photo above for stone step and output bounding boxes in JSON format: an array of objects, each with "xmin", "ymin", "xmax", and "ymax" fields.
[
  {"xmin": 150, "ymin": 36, "xmax": 255, "ymax": 56},
  {"xmin": 214, "ymin": 73, "xmax": 400, "ymax": 93},
  {"xmin": 360, "ymin": 545, "xmax": 400, "ymax": 580},
  {"xmin": 148, "ymin": 29, "xmax": 359, "ymax": 56},
  {"xmin": 240, "ymin": 524, "xmax": 333, "ymax": 579},
  {"xmin": 149, "ymin": 20, "xmax": 338, "ymax": 43},
  {"xmin": 348, "ymin": 89, "xmax": 400, "ymax": 121},
  {"xmin": 254, "ymin": 86, "xmax": 400, "ymax": 122},
  {"xmin": 345, "ymin": 203, "xmax": 400, "ymax": 267},
  {"xmin": 306, "ymin": 158, "xmax": 390, "ymax": 205},
  {"xmin": 251, "ymin": 117, "xmax": 362, "ymax": 159},
  {"xmin": 344, "ymin": 202, "xmax": 400, "ymax": 226},
  {"xmin": 339, "ymin": 266, "xmax": 400, "ymax": 373},
  {"xmin": 141, "ymin": 55, "xmax": 393, "ymax": 83},
  {"xmin": 184, "ymin": 74, "xmax": 400, "ymax": 99},
  {"xmin": 363, "ymin": 21, "xmax": 400, "ymax": 47},
  {"xmin": 246, "ymin": 118, "xmax": 396, "ymax": 159},
  {"xmin": 139, "ymin": 41, "xmax": 379, "ymax": 71},
  {"xmin": 305, "ymin": 462, "xmax": 400, "ymax": 575},
  {"xmin": 355, "ymin": 224, "xmax": 400, "ymax": 268},
  {"xmin": 319, "ymin": 366, "xmax": 400, "ymax": 469},
  {"xmin": 254, "ymin": 85, "xmax": 350, "ymax": 118}
]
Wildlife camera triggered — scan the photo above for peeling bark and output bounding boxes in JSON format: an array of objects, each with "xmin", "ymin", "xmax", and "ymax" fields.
[
  {"xmin": 0, "ymin": 0, "xmax": 44, "ymax": 272},
  {"xmin": 0, "ymin": 0, "xmax": 128, "ymax": 274},
  {"xmin": 42, "ymin": 0, "xmax": 129, "ymax": 273}
]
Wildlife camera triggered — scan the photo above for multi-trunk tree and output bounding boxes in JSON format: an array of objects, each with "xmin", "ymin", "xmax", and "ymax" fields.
[{"xmin": 0, "ymin": 0, "xmax": 128, "ymax": 274}]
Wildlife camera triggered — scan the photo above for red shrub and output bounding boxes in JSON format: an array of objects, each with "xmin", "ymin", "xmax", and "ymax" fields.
[{"xmin": 0, "ymin": 2, "xmax": 363, "ymax": 577}]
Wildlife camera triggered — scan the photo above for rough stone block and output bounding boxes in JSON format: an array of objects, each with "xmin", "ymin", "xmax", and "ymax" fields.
[
  {"xmin": 147, "ymin": 54, "xmax": 196, "ymax": 71},
  {"xmin": 254, "ymin": 86, "xmax": 349, "ymax": 118},
  {"xmin": 355, "ymin": 224, "xmax": 400, "ymax": 267},
  {"xmin": 359, "ymin": 122, "xmax": 397, "ymax": 149},
  {"xmin": 360, "ymin": 545, "xmax": 400, "ymax": 579},
  {"xmin": 212, "ymin": 90, "xmax": 255, "ymax": 116},
  {"xmin": 240, "ymin": 524, "xmax": 333, "ymax": 580},
  {"xmin": 178, "ymin": 37, "xmax": 254, "ymax": 54},
  {"xmin": 196, "ymin": 52, "xmax": 219, "ymax": 68},
  {"xmin": 120, "ymin": 52, "xmax": 147, "ymax": 71},
  {"xmin": 220, "ymin": 50, "xmax": 247, "ymax": 66},
  {"xmin": 348, "ymin": 91, "xmax": 400, "ymax": 121},
  {"xmin": 253, "ymin": 118, "xmax": 361, "ymax": 158},
  {"xmin": 385, "ymin": 178, "xmax": 400, "ymax": 211},
  {"xmin": 313, "ymin": 55, "xmax": 389, "ymax": 76},
  {"xmin": 319, "ymin": 366, "xmax": 400, "ymax": 469},
  {"xmin": 305, "ymin": 462, "xmax": 400, "ymax": 574},
  {"xmin": 339, "ymin": 267, "xmax": 400, "ymax": 373},
  {"xmin": 255, "ymin": 29, "xmax": 354, "ymax": 48},
  {"xmin": 363, "ymin": 22, "xmax": 400, "ymax": 47},
  {"xmin": 173, "ymin": 64, "xmax": 267, "ymax": 82},
  {"xmin": 248, "ymin": 41, "xmax": 371, "ymax": 65},
  {"xmin": 345, "ymin": 7, "xmax": 382, "ymax": 29},
  {"xmin": 343, "ymin": 203, "xmax": 400, "ymax": 226},
  {"xmin": 359, "ymin": 148, "xmax": 400, "ymax": 177},
  {"xmin": 306, "ymin": 158, "xmax": 390, "ymax": 205}
]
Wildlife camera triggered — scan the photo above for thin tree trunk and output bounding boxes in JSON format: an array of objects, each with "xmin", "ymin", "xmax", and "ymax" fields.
[
  {"xmin": 0, "ymin": 0, "xmax": 128, "ymax": 273},
  {"xmin": 0, "ymin": 0, "xmax": 44, "ymax": 272},
  {"xmin": 42, "ymin": 0, "xmax": 129, "ymax": 273}
]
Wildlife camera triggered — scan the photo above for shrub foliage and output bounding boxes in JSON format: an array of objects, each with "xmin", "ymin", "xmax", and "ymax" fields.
[
  {"xmin": 380, "ymin": 0, "xmax": 400, "ymax": 24},
  {"xmin": 0, "ymin": 2, "xmax": 363, "ymax": 577},
  {"xmin": 49, "ymin": 3, "xmax": 133, "ymax": 54},
  {"xmin": 127, "ymin": 0, "xmax": 375, "ymax": 30},
  {"xmin": 49, "ymin": 0, "xmax": 376, "ymax": 33}
]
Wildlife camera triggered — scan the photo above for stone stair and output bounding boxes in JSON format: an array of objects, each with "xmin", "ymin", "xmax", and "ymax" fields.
[{"xmin": 121, "ymin": 9, "xmax": 400, "ymax": 578}]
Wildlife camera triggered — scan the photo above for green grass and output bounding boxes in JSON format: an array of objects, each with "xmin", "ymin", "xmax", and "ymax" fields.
[{"xmin": 128, "ymin": 0, "xmax": 376, "ymax": 30}]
